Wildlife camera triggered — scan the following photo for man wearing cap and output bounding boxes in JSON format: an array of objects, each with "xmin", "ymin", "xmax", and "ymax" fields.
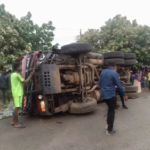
[
  {"xmin": 0, "ymin": 69, "xmax": 11, "ymax": 106},
  {"xmin": 99, "ymin": 62, "xmax": 128, "ymax": 135}
]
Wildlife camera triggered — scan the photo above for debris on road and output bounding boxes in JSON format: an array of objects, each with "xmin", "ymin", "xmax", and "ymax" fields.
[{"xmin": 0, "ymin": 101, "xmax": 14, "ymax": 120}]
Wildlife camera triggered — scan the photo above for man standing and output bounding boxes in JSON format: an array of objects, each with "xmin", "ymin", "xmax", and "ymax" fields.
[
  {"xmin": 99, "ymin": 62, "xmax": 128, "ymax": 135},
  {"xmin": 11, "ymin": 62, "xmax": 35, "ymax": 128},
  {"xmin": 0, "ymin": 69, "xmax": 11, "ymax": 106},
  {"xmin": 148, "ymin": 71, "xmax": 150, "ymax": 90}
]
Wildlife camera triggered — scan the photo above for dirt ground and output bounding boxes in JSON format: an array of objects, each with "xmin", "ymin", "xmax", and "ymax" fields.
[
  {"xmin": 0, "ymin": 89, "xmax": 150, "ymax": 150},
  {"xmin": 0, "ymin": 91, "xmax": 13, "ymax": 111},
  {"xmin": 0, "ymin": 99, "xmax": 9, "ymax": 111}
]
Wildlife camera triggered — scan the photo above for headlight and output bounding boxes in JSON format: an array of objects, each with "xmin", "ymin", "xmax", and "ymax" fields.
[
  {"xmin": 38, "ymin": 95, "xmax": 43, "ymax": 99},
  {"xmin": 40, "ymin": 101, "xmax": 46, "ymax": 112}
]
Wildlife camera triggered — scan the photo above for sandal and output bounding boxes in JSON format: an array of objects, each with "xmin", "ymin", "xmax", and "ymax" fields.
[
  {"xmin": 11, "ymin": 121, "xmax": 22, "ymax": 126},
  {"xmin": 14, "ymin": 124, "xmax": 26, "ymax": 128}
]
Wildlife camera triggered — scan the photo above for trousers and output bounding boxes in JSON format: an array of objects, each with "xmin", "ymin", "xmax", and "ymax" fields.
[
  {"xmin": 116, "ymin": 88, "xmax": 125, "ymax": 106},
  {"xmin": 105, "ymin": 97, "xmax": 116, "ymax": 132},
  {"xmin": 0, "ymin": 89, "xmax": 10, "ymax": 105}
]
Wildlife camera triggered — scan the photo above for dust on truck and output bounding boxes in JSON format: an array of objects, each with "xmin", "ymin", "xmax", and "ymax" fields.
[{"xmin": 17, "ymin": 43, "xmax": 137, "ymax": 116}]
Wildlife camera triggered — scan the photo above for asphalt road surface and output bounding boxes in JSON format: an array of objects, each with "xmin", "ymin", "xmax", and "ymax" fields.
[{"xmin": 0, "ymin": 90, "xmax": 150, "ymax": 150}]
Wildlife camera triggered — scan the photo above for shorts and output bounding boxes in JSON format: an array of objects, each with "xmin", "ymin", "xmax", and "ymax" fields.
[{"xmin": 13, "ymin": 96, "xmax": 23, "ymax": 108}]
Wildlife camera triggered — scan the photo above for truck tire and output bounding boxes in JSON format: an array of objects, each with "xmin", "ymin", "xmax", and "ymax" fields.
[
  {"xmin": 104, "ymin": 58, "xmax": 124, "ymax": 65},
  {"xmin": 125, "ymin": 86, "xmax": 138, "ymax": 92},
  {"xmin": 104, "ymin": 51, "xmax": 124, "ymax": 59},
  {"xmin": 124, "ymin": 59, "xmax": 137, "ymax": 66},
  {"xmin": 61, "ymin": 43, "xmax": 93, "ymax": 55},
  {"xmin": 68, "ymin": 97, "xmax": 97, "ymax": 114},
  {"xmin": 86, "ymin": 52, "xmax": 103, "ymax": 59},
  {"xmin": 123, "ymin": 83, "xmax": 132, "ymax": 86},
  {"xmin": 124, "ymin": 53, "xmax": 136, "ymax": 59},
  {"xmin": 126, "ymin": 92, "xmax": 139, "ymax": 99}
]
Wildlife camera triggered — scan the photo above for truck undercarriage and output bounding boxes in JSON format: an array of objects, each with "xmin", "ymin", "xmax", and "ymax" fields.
[{"xmin": 20, "ymin": 43, "xmax": 138, "ymax": 116}]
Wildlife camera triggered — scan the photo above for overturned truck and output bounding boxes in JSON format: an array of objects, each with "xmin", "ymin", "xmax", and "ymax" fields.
[{"xmin": 19, "ymin": 43, "xmax": 138, "ymax": 116}]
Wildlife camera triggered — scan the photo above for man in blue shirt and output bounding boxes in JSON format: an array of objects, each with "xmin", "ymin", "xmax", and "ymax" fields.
[{"xmin": 99, "ymin": 62, "xmax": 128, "ymax": 135}]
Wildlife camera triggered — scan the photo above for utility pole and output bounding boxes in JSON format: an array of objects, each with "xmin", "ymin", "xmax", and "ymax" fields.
[{"xmin": 80, "ymin": 29, "xmax": 82, "ymax": 40}]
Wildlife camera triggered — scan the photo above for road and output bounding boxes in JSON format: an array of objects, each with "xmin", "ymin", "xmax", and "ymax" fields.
[{"xmin": 0, "ymin": 90, "xmax": 150, "ymax": 150}]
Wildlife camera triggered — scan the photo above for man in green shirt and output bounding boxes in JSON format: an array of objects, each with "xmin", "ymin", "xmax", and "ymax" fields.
[{"xmin": 11, "ymin": 62, "xmax": 35, "ymax": 128}]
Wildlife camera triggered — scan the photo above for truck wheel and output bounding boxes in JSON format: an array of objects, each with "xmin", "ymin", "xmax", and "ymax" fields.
[
  {"xmin": 61, "ymin": 43, "xmax": 93, "ymax": 55},
  {"xmin": 125, "ymin": 86, "xmax": 138, "ymax": 92},
  {"xmin": 104, "ymin": 58, "xmax": 124, "ymax": 65},
  {"xmin": 104, "ymin": 51, "xmax": 124, "ymax": 59},
  {"xmin": 126, "ymin": 92, "xmax": 139, "ymax": 99},
  {"xmin": 68, "ymin": 97, "xmax": 97, "ymax": 114},
  {"xmin": 125, "ymin": 85, "xmax": 138, "ymax": 92},
  {"xmin": 124, "ymin": 59, "xmax": 137, "ymax": 66},
  {"xmin": 123, "ymin": 83, "xmax": 132, "ymax": 86},
  {"xmin": 124, "ymin": 53, "xmax": 136, "ymax": 59}
]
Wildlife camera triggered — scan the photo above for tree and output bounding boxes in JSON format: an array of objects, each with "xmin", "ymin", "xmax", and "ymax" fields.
[
  {"xmin": 78, "ymin": 29, "xmax": 101, "ymax": 52},
  {"xmin": 79, "ymin": 15, "xmax": 150, "ymax": 65},
  {"xmin": 19, "ymin": 12, "xmax": 55, "ymax": 51},
  {"xmin": 99, "ymin": 14, "xmax": 150, "ymax": 65},
  {"xmin": 0, "ymin": 4, "xmax": 29, "ymax": 69},
  {"xmin": 100, "ymin": 15, "xmax": 135, "ymax": 53},
  {"xmin": 0, "ymin": 4, "xmax": 56, "ymax": 69}
]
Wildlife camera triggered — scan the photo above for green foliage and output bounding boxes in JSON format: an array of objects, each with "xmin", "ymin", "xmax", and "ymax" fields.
[
  {"xmin": 0, "ymin": 4, "xmax": 27, "ymax": 69},
  {"xmin": 19, "ymin": 12, "xmax": 55, "ymax": 51},
  {"xmin": 100, "ymin": 15, "xmax": 150, "ymax": 65},
  {"xmin": 79, "ymin": 14, "xmax": 150, "ymax": 65},
  {"xmin": 0, "ymin": 4, "xmax": 55, "ymax": 69},
  {"xmin": 78, "ymin": 29, "xmax": 100, "ymax": 52}
]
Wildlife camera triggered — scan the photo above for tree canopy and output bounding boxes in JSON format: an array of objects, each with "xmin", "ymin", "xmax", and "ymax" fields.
[
  {"xmin": 0, "ymin": 4, "xmax": 55, "ymax": 69},
  {"xmin": 19, "ymin": 12, "xmax": 55, "ymax": 51},
  {"xmin": 79, "ymin": 29, "xmax": 100, "ymax": 52},
  {"xmin": 79, "ymin": 15, "xmax": 150, "ymax": 65}
]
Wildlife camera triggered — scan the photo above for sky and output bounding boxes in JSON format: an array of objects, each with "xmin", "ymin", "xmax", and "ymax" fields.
[{"xmin": 0, "ymin": 0, "xmax": 150, "ymax": 47}]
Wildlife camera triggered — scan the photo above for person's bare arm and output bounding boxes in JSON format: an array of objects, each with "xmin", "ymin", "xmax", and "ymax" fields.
[{"xmin": 23, "ymin": 68, "xmax": 35, "ymax": 84}]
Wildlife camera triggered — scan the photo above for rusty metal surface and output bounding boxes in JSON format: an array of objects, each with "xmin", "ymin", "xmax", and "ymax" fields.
[
  {"xmin": 62, "ymin": 72, "xmax": 79, "ymax": 85},
  {"xmin": 85, "ymin": 52, "xmax": 103, "ymax": 59},
  {"xmin": 85, "ymin": 63, "xmax": 98, "ymax": 85},
  {"xmin": 59, "ymin": 65, "xmax": 88, "ymax": 69},
  {"xmin": 85, "ymin": 59, "xmax": 103, "ymax": 65},
  {"xmin": 20, "ymin": 49, "xmax": 136, "ymax": 115},
  {"xmin": 87, "ymin": 90, "xmax": 101, "ymax": 101},
  {"xmin": 72, "ymin": 72, "xmax": 79, "ymax": 85},
  {"xmin": 120, "ymin": 76, "xmax": 127, "ymax": 80},
  {"xmin": 55, "ymin": 104, "xmax": 69, "ymax": 113},
  {"xmin": 39, "ymin": 64, "xmax": 61, "ymax": 94},
  {"xmin": 93, "ymin": 90, "xmax": 101, "ymax": 101},
  {"xmin": 61, "ymin": 86, "xmax": 90, "ymax": 93},
  {"xmin": 87, "ymin": 85, "xmax": 99, "ymax": 93},
  {"xmin": 61, "ymin": 104, "xmax": 69, "ymax": 112},
  {"xmin": 59, "ymin": 65, "xmax": 77, "ymax": 69}
]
